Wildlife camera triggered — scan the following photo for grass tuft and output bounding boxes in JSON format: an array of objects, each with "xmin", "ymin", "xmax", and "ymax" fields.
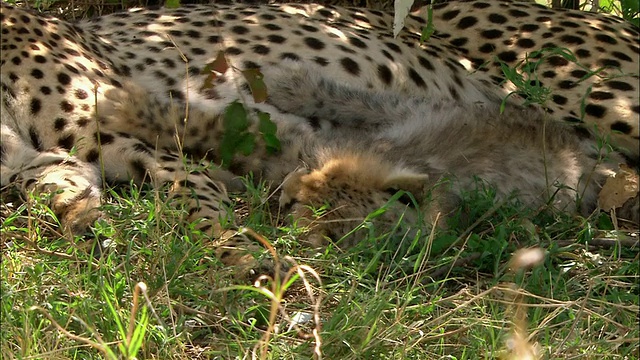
[{"xmin": 2, "ymin": 1, "xmax": 639, "ymax": 358}]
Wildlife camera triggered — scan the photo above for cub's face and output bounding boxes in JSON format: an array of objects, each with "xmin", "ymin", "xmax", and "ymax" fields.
[{"xmin": 279, "ymin": 155, "xmax": 430, "ymax": 248}]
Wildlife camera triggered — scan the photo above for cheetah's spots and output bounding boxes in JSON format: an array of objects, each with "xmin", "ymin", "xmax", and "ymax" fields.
[{"xmin": 340, "ymin": 58, "xmax": 360, "ymax": 76}]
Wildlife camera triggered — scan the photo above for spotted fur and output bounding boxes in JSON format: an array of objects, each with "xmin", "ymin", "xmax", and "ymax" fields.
[
  {"xmin": 80, "ymin": 1, "xmax": 639, "ymax": 157},
  {"xmin": 408, "ymin": 1, "xmax": 639, "ymax": 155}
]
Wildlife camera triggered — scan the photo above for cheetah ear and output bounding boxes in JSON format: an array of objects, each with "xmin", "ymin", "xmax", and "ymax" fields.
[{"xmin": 383, "ymin": 169, "xmax": 430, "ymax": 199}]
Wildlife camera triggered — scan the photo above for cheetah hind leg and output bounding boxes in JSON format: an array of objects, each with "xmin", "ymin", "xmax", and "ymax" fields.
[
  {"xmin": 82, "ymin": 129, "xmax": 278, "ymax": 278},
  {"xmin": 99, "ymin": 83, "xmax": 278, "ymax": 277},
  {"xmin": 1, "ymin": 123, "xmax": 103, "ymax": 236},
  {"xmin": 1, "ymin": 122, "xmax": 275, "ymax": 278}
]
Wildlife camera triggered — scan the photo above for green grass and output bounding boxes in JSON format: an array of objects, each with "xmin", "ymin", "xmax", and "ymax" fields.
[
  {"xmin": 2, "ymin": 0, "xmax": 639, "ymax": 358},
  {"xmin": 2, "ymin": 177, "xmax": 638, "ymax": 359}
]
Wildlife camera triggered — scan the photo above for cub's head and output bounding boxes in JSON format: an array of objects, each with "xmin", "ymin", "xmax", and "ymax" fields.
[{"xmin": 279, "ymin": 154, "xmax": 432, "ymax": 248}]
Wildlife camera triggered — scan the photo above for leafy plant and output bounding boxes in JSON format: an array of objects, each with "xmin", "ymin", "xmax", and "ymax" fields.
[
  {"xmin": 200, "ymin": 51, "xmax": 281, "ymax": 167},
  {"xmin": 219, "ymin": 101, "xmax": 280, "ymax": 167},
  {"xmin": 600, "ymin": 0, "xmax": 639, "ymax": 25}
]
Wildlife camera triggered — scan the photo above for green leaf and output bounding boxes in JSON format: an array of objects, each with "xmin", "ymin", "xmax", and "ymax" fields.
[
  {"xmin": 598, "ymin": 0, "xmax": 614, "ymax": 11},
  {"xmin": 552, "ymin": 47, "xmax": 577, "ymax": 63},
  {"xmin": 263, "ymin": 133, "xmax": 281, "ymax": 154},
  {"xmin": 258, "ymin": 112, "xmax": 277, "ymax": 134},
  {"xmin": 164, "ymin": 0, "xmax": 180, "ymax": 9},
  {"xmin": 420, "ymin": 6, "xmax": 434, "ymax": 43},
  {"xmin": 236, "ymin": 133, "xmax": 256, "ymax": 156},
  {"xmin": 223, "ymin": 101, "xmax": 250, "ymax": 134},
  {"xmin": 219, "ymin": 136, "xmax": 236, "ymax": 166},
  {"xmin": 258, "ymin": 112, "xmax": 281, "ymax": 154}
]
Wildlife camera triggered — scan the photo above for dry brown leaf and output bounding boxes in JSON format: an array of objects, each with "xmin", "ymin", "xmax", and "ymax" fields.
[
  {"xmin": 241, "ymin": 68, "xmax": 268, "ymax": 103},
  {"xmin": 200, "ymin": 51, "xmax": 228, "ymax": 90},
  {"xmin": 598, "ymin": 164, "xmax": 639, "ymax": 211}
]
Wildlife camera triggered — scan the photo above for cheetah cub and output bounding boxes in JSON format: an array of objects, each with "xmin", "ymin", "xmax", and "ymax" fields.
[{"xmin": 262, "ymin": 63, "xmax": 639, "ymax": 245}]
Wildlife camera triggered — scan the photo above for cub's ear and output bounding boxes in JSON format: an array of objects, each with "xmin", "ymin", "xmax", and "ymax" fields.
[{"xmin": 382, "ymin": 169, "xmax": 429, "ymax": 200}]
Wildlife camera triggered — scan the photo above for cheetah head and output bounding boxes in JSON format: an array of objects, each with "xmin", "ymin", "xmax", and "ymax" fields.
[{"xmin": 279, "ymin": 153, "xmax": 432, "ymax": 249}]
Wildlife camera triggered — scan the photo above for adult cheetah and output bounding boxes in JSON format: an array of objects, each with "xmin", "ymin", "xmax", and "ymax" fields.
[{"xmin": 79, "ymin": 1, "xmax": 639, "ymax": 157}]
